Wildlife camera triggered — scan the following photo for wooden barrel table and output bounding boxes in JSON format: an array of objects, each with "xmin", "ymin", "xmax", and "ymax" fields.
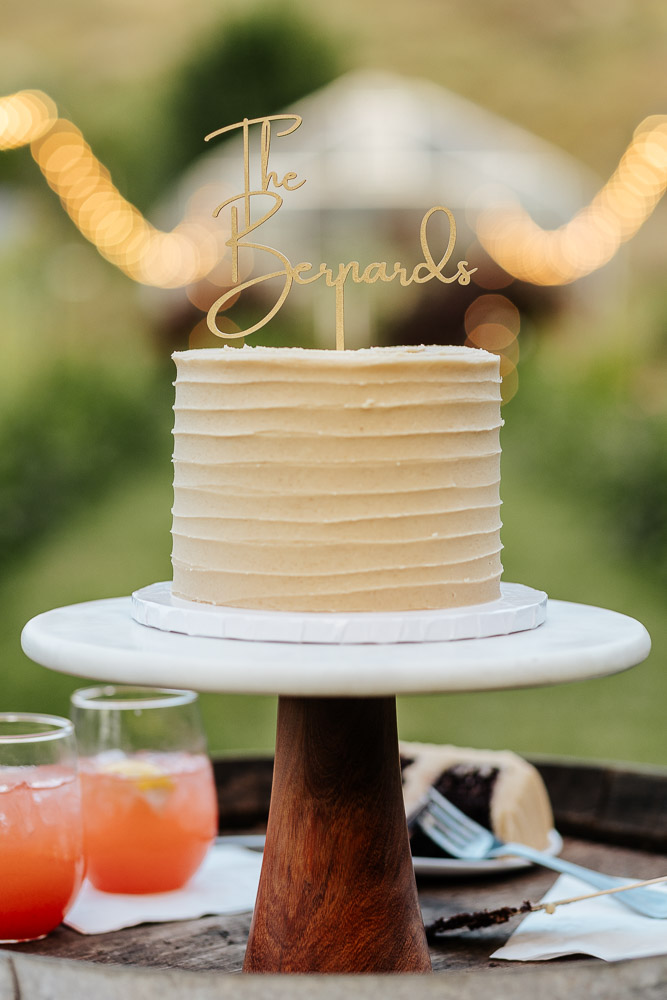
[{"xmin": 2, "ymin": 756, "xmax": 667, "ymax": 998}]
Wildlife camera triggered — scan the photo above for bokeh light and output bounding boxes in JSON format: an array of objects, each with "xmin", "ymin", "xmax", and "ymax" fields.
[
  {"xmin": 1, "ymin": 89, "xmax": 230, "ymax": 292},
  {"xmin": 0, "ymin": 90, "xmax": 57, "ymax": 149},
  {"xmin": 475, "ymin": 117, "xmax": 667, "ymax": 285},
  {"xmin": 464, "ymin": 294, "xmax": 520, "ymax": 403},
  {"xmin": 1, "ymin": 88, "xmax": 666, "ymax": 300}
]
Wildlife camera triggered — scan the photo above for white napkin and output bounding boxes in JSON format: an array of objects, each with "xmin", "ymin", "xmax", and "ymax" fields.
[
  {"xmin": 492, "ymin": 874, "xmax": 667, "ymax": 963},
  {"xmin": 64, "ymin": 843, "xmax": 263, "ymax": 935}
]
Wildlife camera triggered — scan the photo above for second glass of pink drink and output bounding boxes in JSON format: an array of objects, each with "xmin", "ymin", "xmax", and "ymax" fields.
[{"xmin": 71, "ymin": 686, "xmax": 218, "ymax": 894}]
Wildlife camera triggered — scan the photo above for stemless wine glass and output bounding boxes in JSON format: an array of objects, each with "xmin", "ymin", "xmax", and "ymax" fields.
[
  {"xmin": 0, "ymin": 714, "xmax": 84, "ymax": 943},
  {"xmin": 70, "ymin": 685, "xmax": 218, "ymax": 894}
]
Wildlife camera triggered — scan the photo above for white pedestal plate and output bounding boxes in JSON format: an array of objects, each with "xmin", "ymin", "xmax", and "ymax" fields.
[{"xmin": 21, "ymin": 597, "xmax": 650, "ymax": 974}]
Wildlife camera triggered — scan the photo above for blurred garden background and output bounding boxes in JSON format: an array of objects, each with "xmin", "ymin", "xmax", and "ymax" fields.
[{"xmin": 1, "ymin": 0, "xmax": 666, "ymax": 764}]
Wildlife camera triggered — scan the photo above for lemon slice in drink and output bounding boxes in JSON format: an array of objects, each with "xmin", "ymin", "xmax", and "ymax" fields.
[{"xmin": 101, "ymin": 758, "xmax": 174, "ymax": 792}]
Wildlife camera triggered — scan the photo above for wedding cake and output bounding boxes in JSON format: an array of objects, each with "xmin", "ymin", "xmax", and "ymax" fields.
[{"xmin": 171, "ymin": 344, "xmax": 503, "ymax": 612}]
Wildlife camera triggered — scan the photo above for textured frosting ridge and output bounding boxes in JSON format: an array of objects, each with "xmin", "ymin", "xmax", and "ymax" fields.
[{"xmin": 171, "ymin": 345, "xmax": 503, "ymax": 611}]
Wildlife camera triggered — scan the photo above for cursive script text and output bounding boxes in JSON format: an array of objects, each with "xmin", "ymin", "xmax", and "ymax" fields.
[{"xmin": 205, "ymin": 116, "xmax": 477, "ymax": 349}]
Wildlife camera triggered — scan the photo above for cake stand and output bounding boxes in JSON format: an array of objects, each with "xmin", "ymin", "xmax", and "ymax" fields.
[{"xmin": 21, "ymin": 597, "xmax": 650, "ymax": 975}]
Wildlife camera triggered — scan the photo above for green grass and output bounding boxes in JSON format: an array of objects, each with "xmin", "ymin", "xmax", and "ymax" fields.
[
  {"xmin": 398, "ymin": 423, "xmax": 667, "ymax": 765},
  {"xmin": 0, "ymin": 458, "xmax": 278, "ymax": 755}
]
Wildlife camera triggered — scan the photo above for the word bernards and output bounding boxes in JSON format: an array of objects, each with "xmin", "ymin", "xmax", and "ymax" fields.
[{"xmin": 206, "ymin": 115, "xmax": 477, "ymax": 349}]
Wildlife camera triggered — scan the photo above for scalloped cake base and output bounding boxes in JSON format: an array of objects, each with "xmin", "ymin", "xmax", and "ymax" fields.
[{"xmin": 130, "ymin": 581, "xmax": 548, "ymax": 645}]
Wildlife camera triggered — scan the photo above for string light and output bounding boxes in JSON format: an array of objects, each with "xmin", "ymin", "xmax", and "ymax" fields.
[
  {"xmin": 1, "ymin": 90, "xmax": 228, "ymax": 289},
  {"xmin": 1, "ymin": 89, "xmax": 666, "ymax": 292},
  {"xmin": 0, "ymin": 90, "xmax": 57, "ymax": 149},
  {"xmin": 476, "ymin": 117, "xmax": 667, "ymax": 285}
]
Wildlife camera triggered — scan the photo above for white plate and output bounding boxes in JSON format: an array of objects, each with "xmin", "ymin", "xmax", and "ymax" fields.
[
  {"xmin": 412, "ymin": 828, "xmax": 563, "ymax": 877},
  {"xmin": 216, "ymin": 829, "xmax": 563, "ymax": 877}
]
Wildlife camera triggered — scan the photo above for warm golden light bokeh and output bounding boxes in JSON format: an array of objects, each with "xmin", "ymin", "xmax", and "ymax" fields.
[
  {"xmin": 0, "ymin": 90, "xmax": 57, "ymax": 150},
  {"xmin": 1, "ymin": 89, "xmax": 228, "ymax": 290},
  {"xmin": 1, "ymin": 88, "xmax": 665, "ymax": 298},
  {"xmin": 464, "ymin": 294, "xmax": 520, "ymax": 402},
  {"xmin": 475, "ymin": 117, "xmax": 667, "ymax": 286}
]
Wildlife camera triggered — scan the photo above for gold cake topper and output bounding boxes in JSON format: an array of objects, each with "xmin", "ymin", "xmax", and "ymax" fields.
[{"xmin": 205, "ymin": 115, "xmax": 477, "ymax": 350}]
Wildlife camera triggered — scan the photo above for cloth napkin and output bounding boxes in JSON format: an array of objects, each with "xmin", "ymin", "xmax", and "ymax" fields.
[
  {"xmin": 64, "ymin": 843, "xmax": 263, "ymax": 935},
  {"xmin": 491, "ymin": 874, "xmax": 667, "ymax": 963}
]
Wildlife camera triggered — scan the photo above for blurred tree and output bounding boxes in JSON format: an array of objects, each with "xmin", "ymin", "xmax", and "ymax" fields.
[
  {"xmin": 0, "ymin": 363, "xmax": 172, "ymax": 574},
  {"xmin": 163, "ymin": 3, "xmax": 345, "ymax": 185},
  {"xmin": 508, "ymin": 349, "xmax": 667, "ymax": 590},
  {"xmin": 0, "ymin": 146, "xmax": 31, "ymax": 186},
  {"xmin": 1, "ymin": 6, "xmax": 345, "ymax": 217}
]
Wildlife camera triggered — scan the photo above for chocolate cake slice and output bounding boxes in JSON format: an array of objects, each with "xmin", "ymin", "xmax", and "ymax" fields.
[{"xmin": 400, "ymin": 742, "xmax": 554, "ymax": 854}]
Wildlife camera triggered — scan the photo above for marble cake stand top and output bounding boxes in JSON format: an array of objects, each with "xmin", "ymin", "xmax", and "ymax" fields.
[{"xmin": 21, "ymin": 596, "xmax": 650, "ymax": 696}]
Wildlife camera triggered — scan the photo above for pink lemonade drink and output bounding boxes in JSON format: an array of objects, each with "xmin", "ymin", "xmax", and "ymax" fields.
[
  {"xmin": 0, "ymin": 766, "xmax": 84, "ymax": 942},
  {"xmin": 80, "ymin": 751, "xmax": 218, "ymax": 893}
]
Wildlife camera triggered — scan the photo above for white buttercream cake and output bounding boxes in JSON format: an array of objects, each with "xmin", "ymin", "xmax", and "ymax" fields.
[{"xmin": 171, "ymin": 344, "xmax": 503, "ymax": 612}]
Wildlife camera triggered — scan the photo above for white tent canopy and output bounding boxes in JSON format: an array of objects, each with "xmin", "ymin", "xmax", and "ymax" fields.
[{"xmin": 169, "ymin": 69, "xmax": 597, "ymax": 224}]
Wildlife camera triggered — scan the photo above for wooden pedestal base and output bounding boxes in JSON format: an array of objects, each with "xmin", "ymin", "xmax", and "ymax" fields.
[{"xmin": 243, "ymin": 696, "xmax": 431, "ymax": 974}]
